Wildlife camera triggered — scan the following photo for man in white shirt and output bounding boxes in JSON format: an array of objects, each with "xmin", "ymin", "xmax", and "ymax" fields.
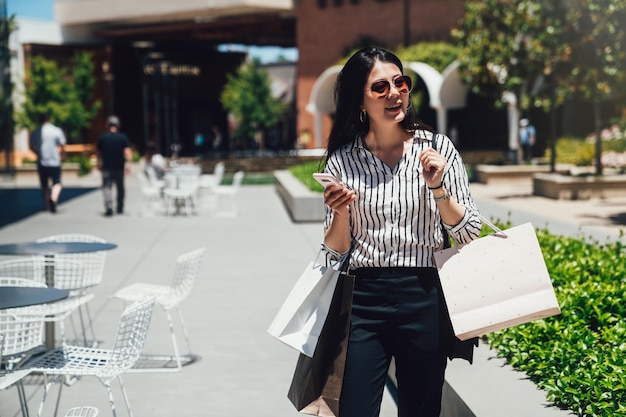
[{"xmin": 29, "ymin": 114, "xmax": 66, "ymax": 213}]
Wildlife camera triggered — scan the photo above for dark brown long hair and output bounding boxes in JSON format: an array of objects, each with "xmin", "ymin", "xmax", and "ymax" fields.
[{"xmin": 324, "ymin": 47, "xmax": 432, "ymax": 163}]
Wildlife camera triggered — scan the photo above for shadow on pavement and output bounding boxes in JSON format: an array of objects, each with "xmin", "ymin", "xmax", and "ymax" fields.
[{"xmin": 0, "ymin": 188, "xmax": 97, "ymax": 229}]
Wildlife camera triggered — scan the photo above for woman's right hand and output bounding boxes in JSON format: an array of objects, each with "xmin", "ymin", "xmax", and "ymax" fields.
[{"xmin": 324, "ymin": 184, "xmax": 356, "ymax": 215}]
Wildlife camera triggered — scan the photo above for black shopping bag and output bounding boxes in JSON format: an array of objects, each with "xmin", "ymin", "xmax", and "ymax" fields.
[{"xmin": 287, "ymin": 272, "xmax": 355, "ymax": 417}]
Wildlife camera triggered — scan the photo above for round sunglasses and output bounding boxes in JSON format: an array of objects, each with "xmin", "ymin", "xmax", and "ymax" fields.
[{"xmin": 366, "ymin": 75, "xmax": 412, "ymax": 98}]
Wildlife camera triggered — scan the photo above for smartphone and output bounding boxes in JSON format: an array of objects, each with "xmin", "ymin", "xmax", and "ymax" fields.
[{"xmin": 312, "ymin": 173, "xmax": 344, "ymax": 188}]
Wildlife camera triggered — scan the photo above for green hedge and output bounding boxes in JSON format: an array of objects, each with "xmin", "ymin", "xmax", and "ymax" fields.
[
  {"xmin": 544, "ymin": 136, "xmax": 626, "ymax": 167},
  {"xmin": 485, "ymin": 224, "xmax": 626, "ymax": 416},
  {"xmin": 289, "ymin": 160, "xmax": 325, "ymax": 192}
]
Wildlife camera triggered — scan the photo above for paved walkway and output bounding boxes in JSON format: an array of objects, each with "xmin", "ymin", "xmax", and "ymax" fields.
[{"xmin": 0, "ymin": 169, "xmax": 623, "ymax": 417}]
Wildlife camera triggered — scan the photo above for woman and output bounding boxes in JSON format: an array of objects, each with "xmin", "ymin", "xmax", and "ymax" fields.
[{"xmin": 320, "ymin": 47, "xmax": 482, "ymax": 417}]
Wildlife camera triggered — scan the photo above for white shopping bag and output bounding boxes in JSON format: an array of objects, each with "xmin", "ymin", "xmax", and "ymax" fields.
[
  {"xmin": 434, "ymin": 221, "xmax": 561, "ymax": 341},
  {"xmin": 268, "ymin": 251, "xmax": 349, "ymax": 357}
]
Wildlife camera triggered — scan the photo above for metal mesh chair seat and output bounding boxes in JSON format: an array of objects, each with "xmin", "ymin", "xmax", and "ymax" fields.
[
  {"xmin": 25, "ymin": 297, "xmax": 156, "ymax": 417},
  {"xmin": 27, "ymin": 345, "xmax": 129, "ymax": 377},
  {"xmin": 0, "ymin": 368, "xmax": 32, "ymax": 390},
  {"xmin": 64, "ymin": 406, "xmax": 99, "ymax": 417},
  {"xmin": 0, "ymin": 332, "xmax": 34, "ymax": 417},
  {"xmin": 0, "ymin": 261, "xmax": 93, "ymax": 346},
  {"xmin": 112, "ymin": 247, "xmax": 206, "ymax": 371},
  {"xmin": 0, "ymin": 292, "xmax": 46, "ymax": 369},
  {"xmin": 113, "ymin": 283, "xmax": 173, "ymax": 306},
  {"xmin": 34, "ymin": 293, "xmax": 95, "ymax": 321}
]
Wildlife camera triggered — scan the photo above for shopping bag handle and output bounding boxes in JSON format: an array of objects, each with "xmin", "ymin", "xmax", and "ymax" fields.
[{"xmin": 478, "ymin": 213, "xmax": 508, "ymax": 238}]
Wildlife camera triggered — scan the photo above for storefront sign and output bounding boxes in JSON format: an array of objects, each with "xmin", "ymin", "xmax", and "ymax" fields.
[{"xmin": 143, "ymin": 62, "xmax": 201, "ymax": 77}]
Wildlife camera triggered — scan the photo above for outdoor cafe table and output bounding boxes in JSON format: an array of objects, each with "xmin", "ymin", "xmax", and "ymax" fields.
[
  {"xmin": 0, "ymin": 241, "xmax": 117, "ymax": 348},
  {"xmin": 0, "ymin": 286, "xmax": 69, "ymax": 310}
]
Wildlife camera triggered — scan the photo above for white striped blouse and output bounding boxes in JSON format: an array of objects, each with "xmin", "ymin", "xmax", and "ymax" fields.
[{"xmin": 322, "ymin": 129, "xmax": 482, "ymax": 269}]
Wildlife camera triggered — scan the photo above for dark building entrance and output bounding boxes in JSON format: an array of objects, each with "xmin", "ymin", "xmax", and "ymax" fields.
[{"xmin": 111, "ymin": 42, "xmax": 246, "ymax": 158}]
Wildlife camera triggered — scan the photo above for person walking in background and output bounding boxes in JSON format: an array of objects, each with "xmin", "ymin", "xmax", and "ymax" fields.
[
  {"xmin": 194, "ymin": 132, "xmax": 206, "ymax": 156},
  {"xmin": 318, "ymin": 47, "xmax": 482, "ymax": 417},
  {"xmin": 519, "ymin": 118, "xmax": 536, "ymax": 163},
  {"xmin": 97, "ymin": 115, "xmax": 132, "ymax": 217},
  {"xmin": 210, "ymin": 125, "xmax": 223, "ymax": 152},
  {"xmin": 28, "ymin": 113, "xmax": 66, "ymax": 213}
]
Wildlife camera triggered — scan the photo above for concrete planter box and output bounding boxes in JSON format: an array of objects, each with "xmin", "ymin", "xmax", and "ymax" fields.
[
  {"xmin": 533, "ymin": 173, "xmax": 626, "ymax": 200},
  {"xmin": 274, "ymin": 169, "xmax": 324, "ymax": 222},
  {"xmin": 474, "ymin": 164, "xmax": 626, "ymax": 200},
  {"xmin": 474, "ymin": 164, "xmax": 573, "ymax": 184}
]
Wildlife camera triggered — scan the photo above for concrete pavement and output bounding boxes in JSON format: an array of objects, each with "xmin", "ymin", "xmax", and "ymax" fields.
[{"xmin": 0, "ymin": 168, "xmax": 624, "ymax": 417}]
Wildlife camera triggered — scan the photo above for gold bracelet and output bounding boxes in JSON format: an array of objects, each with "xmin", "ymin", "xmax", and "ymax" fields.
[{"xmin": 434, "ymin": 192, "xmax": 450, "ymax": 203}]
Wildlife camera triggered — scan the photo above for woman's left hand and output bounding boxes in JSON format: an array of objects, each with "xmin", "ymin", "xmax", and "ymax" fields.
[{"xmin": 419, "ymin": 147, "xmax": 445, "ymax": 188}]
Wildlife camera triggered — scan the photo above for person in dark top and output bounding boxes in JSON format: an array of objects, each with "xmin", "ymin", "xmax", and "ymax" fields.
[{"xmin": 96, "ymin": 115, "xmax": 132, "ymax": 216}]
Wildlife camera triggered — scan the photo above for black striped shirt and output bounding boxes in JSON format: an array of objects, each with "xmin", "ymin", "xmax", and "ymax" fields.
[{"xmin": 323, "ymin": 129, "xmax": 482, "ymax": 268}]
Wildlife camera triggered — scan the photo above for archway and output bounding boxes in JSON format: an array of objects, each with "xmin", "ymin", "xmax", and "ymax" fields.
[{"xmin": 306, "ymin": 61, "xmax": 470, "ymax": 148}]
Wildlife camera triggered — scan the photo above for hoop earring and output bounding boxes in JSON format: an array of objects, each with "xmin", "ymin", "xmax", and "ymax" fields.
[{"xmin": 359, "ymin": 110, "xmax": 367, "ymax": 123}]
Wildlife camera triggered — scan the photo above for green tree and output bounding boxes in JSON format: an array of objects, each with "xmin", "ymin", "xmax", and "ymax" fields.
[
  {"xmin": 16, "ymin": 52, "xmax": 101, "ymax": 143},
  {"xmin": 560, "ymin": 0, "xmax": 626, "ymax": 175},
  {"xmin": 67, "ymin": 51, "xmax": 101, "ymax": 141},
  {"xmin": 452, "ymin": 1, "xmax": 570, "ymax": 109},
  {"xmin": 395, "ymin": 42, "xmax": 460, "ymax": 73},
  {"xmin": 0, "ymin": 14, "xmax": 17, "ymax": 168},
  {"xmin": 452, "ymin": 1, "xmax": 567, "ymax": 168},
  {"xmin": 452, "ymin": 0, "xmax": 626, "ymax": 174},
  {"xmin": 220, "ymin": 59, "xmax": 285, "ymax": 150}
]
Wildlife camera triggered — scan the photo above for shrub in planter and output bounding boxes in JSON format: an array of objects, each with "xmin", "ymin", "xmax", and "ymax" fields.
[{"xmin": 486, "ymin": 225, "xmax": 626, "ymax": 417}]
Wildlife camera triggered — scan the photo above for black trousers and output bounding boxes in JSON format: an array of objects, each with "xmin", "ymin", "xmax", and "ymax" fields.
[
  {"xmin": 101, "ymin": 169, "xmax": 125, "ymax": 211},
  {"xmin": 339, "ymin": 268, "xmax": 447, "ymax": 417}
]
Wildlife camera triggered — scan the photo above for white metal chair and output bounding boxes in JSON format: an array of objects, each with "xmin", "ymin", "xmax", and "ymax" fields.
[
  {"xmin": 111, "ymin": 247, "xmax": 206, "ymax": 372},
  {"xmin": 36, "ymin": 234, "xmax": 109, "ymax": 346},
  {"xmin": 0, "ymin": 288, "xmax": 46, "ymax": 416},
  {"xmin": 25, "ymin": 297, "xmax": 157, "ymax": 417},
  {"xmin": 0, "ymin": 259, "xmax": 93, "ymax": 346},
  {"xmin": 162, "ymin": 185, "xmax": 199, "ymax": 216},
  {"xmin": 63, "ymin": 407, "xmax": 99, "ymax": 417},
  {"xmin": 0, "ymin": 301, "xmax": 46, "ymax": 368},
  {"xmin": 136, "ymin": 171, "xmax": 163, "ymax": 216},
  {"xmin": 213, "ymin": 170, "xmax": 245, "ymax": 217},
  {"xmin": 199, "ymin": 161, "xmax": 225, "ymax": 191},
  {"xmin": 144, "ymin": 165, "xmax": 166, "ymax": 190},
  {"xmin": 0, "ymin": 331, "xmax": 34, "ymax": 417},
  {"xmin": 35, "ymin": 234, "xmax": 108, "ymax": 290},
  {"xmin": 163, "ymin": 171, "xmax": 200, "ymax": 216},
  {"xmin": 199, "ymin": 162, "xmax": 225, "ymax": 211}
]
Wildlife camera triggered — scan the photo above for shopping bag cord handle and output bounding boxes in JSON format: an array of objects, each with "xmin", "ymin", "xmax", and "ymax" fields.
[{"xmin": 478, "ymin": 213, "xmax": 508, "ymax": 238}]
